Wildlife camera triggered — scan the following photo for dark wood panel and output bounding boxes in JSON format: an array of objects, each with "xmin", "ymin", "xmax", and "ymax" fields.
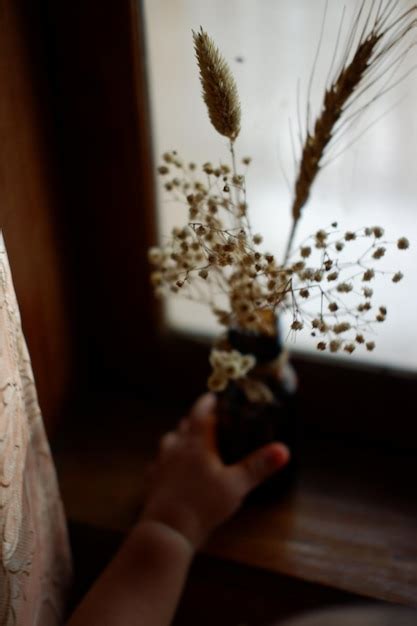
[
  {"xmin": 41, "ymin": 0, "xmax": 160, "ymax": 388},
  {"xmin": 0, "ymin": 0, "xmax": 72, "ymax": 432}
]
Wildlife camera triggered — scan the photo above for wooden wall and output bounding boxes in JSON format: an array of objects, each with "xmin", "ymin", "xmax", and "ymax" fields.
[
  {"xmin": 0, "ymin": 1, "xmax": 72, "ymax": 432},
  {"xmin": 41, "ymin": 0, "xmax": 160, "ymax": 389},
  {"xmin": 0, "ymin": 0, "xmax": 160, "ymax": 431}
]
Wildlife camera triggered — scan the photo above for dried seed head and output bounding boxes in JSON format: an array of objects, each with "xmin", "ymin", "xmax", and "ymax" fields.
[
  {"xmin": 373, "ymin": 247, "xmax": 386, "ymax": 260},
  {"xmin": 193, "ymin": 28, "xmax": 241, "ymax": 141},
  {"xmin": 362, "ymin": 269, "xmax": 375, "ymax": 282},
  {"xmin": 397, "ymin": 237, "xmax": 410, "ymax": 250}
]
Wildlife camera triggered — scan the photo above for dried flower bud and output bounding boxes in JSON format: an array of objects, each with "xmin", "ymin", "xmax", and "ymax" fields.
[
  {"xmin": 330, "ymin": 340, "xmax": 341, "ymax": 353},
  {"xmin": 362, "ymin": 269, "xmax": 375, "ymax": 282},
  {"xmin": 345, "ymin": 231, "xmax": 356, "ymax": 241},
  {"xmin": 373, "ymin": 247, "xmax": 386, "ymax": 259},
  {"xmin": 397, "ymin": 237, "xmax": 410, "ymax": 250},
  {"xmin": 316, "ymin": 229, "xmax": 327, "ymax": 242},
  {"xmin": 208, "ymin": 374, "xmax": 227, "ymax": 392},
  {"xmin": 293, "ymin": 261, "xmax": 306, "ymax": 272},
  {"xmin": 337, "ymin": 282, "xmax": 353, "ymax": 293},
  {"xmin": 203, "ymin": 162, "xmax": 214, "ymax": 174},
  {"xmin": 148, "ymin": 247, "xmax": 163, "ymax": 264},
  {"xmin": 327, "ymin": 271, "xmax": 339, "ymax": 282},
  {"xmin": 151, "ymin": 271, "xmax": 163, "ymax": 286},
  {"xmin": 333, "ymin": 322, "xmax": 351, "ymax": 334}
]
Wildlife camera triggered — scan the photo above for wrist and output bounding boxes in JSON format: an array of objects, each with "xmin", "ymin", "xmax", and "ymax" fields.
[
  {"xmin": 140, "ymin": 504, "xmax": 204, "ymax": 551},
  {"xmin": 133, "ymin": 518, "xmax": 196, "ymax": 558}
]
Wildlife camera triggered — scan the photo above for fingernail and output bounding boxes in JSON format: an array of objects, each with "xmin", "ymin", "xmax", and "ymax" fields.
[{"xmin": 266, "ymin": 443, "xmax": 290, "ymax": 468}]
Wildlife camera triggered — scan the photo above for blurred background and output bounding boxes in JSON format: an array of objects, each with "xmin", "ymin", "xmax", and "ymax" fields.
[{"xmin": 1, "ymin": 1, "xmax": 416, "ymax": 621}]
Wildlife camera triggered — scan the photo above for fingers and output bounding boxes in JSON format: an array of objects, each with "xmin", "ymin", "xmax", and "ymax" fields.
[
  {"xmin": 186, "ymin": 393, "xmax": 218, "ymax": 451},
  {"xmin": 159, "ymin": 431, "xmax": 179, "ymax": 451},
  {"xmin": 230, "ymin": 442, "xmax": 290, "ymax": 493},
  {"xmin": 189, "ymin": 393, "xmax": 216, "ymax": 421},
  {"xmin": 160, "ymin": 394, "xmax": 217, "ymax": 453}
]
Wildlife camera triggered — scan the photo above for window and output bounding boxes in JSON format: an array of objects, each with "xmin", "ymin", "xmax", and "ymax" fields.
[{"xmin": 144, "ymin": 0, "xmax": 417, "ymax": 371}]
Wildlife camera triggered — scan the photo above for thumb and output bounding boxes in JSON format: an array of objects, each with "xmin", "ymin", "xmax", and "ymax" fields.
[{"xmin": 232, "ymin": 443, "xmax": 290, "ymax": 494}]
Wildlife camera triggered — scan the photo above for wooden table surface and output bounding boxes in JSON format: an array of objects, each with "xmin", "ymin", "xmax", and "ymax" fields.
[
  {"xmin": 278, "ymin": 604, "xmax": 417, "ymax": 626},
  {"xmin": 54, "ymin": 395, "xmax": 417, "ymax": 607}
]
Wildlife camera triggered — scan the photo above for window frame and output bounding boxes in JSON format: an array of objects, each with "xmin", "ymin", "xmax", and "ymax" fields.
[{"xmin": 33, "ymin": 0, "xmax": 417, "ymax": 450}]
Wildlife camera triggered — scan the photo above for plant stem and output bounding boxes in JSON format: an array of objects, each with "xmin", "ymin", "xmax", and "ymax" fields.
[
  {"xmin": 284, "ymin": 219, "xmax": 298, "ymax": 264},
  {"xmin": 229, "ymin": 140, "xmax": 241, "ymax": 229}
]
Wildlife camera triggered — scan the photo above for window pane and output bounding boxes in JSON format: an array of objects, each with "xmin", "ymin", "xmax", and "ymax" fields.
[{"xmin": 144, "ymin": 0, "xmax": 417, "ymax": 371}]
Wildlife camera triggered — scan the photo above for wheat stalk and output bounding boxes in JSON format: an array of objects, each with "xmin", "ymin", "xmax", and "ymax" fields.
[{"xmin": 285, "ymin": 0, "xmax": 417, "ymax": 263}]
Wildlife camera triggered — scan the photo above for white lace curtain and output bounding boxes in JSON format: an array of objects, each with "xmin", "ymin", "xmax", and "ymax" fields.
[{"xmin": 0, "ymin": 232, "xmax": 72, "ymax": 626}]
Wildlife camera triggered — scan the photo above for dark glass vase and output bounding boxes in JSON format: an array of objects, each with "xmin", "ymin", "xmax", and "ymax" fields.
[{"xmin": 216, "ymin": 321, "xmax": 299, "ymax": 502}]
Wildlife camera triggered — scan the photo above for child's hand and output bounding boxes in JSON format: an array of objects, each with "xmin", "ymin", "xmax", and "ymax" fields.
[{"xmin": 141, "ymin": 393, "xmax": 290, "ymax": 550}]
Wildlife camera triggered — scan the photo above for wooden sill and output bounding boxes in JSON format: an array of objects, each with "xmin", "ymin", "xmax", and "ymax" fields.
[{"xmin": 53, "ymin": 394, "xmax": 417, "ymax": 607}]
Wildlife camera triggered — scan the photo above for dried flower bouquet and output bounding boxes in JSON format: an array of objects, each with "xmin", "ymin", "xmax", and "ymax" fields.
[{"xmin": 149, "ymin": 1, "xmax": 414, "ymax": 397}]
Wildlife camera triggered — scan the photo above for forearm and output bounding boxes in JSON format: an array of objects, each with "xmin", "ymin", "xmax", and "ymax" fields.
[{"xmin": 66, "ymin": 520, "xmax": 194, "ymax": 626}]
